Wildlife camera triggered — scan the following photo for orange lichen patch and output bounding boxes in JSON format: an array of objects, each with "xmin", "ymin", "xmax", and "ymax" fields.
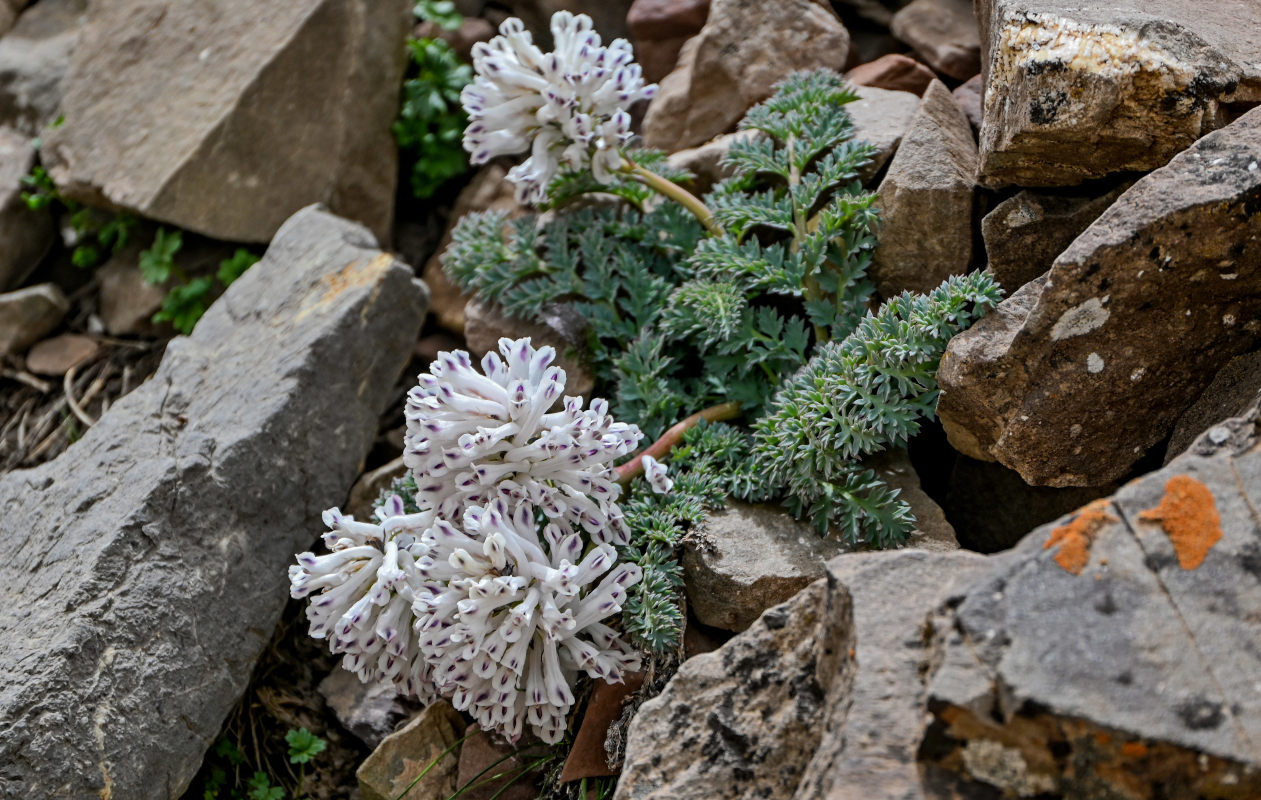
[
  {"xmin": 1044, "ymin": 499, "xmax": 1118, "ymax": 575},
  {"xmin": 1137, "ymin": 475, "xmax": 1223, "ymax": 570},
  {"xmin": 1121, "ymin": 741, "xmax": 1149, "ymax": 759},
  {"xmin": 295, "ymin": 253, "xmax": 394, "ymax": 322}
]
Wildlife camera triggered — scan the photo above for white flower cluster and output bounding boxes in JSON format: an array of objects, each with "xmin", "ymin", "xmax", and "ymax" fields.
[
  {"xmin": 292, "ymin": 338, "xmax": 670, "ymax": 744},
  {"xmin": 403, "ymin": 338, "xmax": 642, "ymax": 545},
  {"xmin": 461, "ymin": 11, "xmax": 657, "ymax": 203}
]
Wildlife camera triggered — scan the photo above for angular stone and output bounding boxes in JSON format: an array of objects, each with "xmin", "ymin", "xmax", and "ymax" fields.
[
  {"xmin": 922, "ymin": 407, "xmax": 1261, "ymax": 795},
  {"xmin": 626, "ymin": 0, "xmax": 710, "ymax": 83},
  {"xmin": 937, "ymin": 106, "xmax": 1261, "ymax": 487},
  {"xmin": 455, "ymin": 723, "xmax": 541, "ymax": 800},
  {"xmin": 683, "ymin": 500, "xmax": 845, "ymax": 632},
  {"xmin": 96, "ymin": 253, "xmax": 168, "ymax": 337},
  {"xmin": 0, "ymin": 282, "xmax": 67, "ymax": 355},
  {"xmin": 41, "ymin": 0, "xmax": 411, "ymax": 243},
  {"xmin": 793, "ymin": 550, "xmax": 996, "ymax": 800},
  {"xmin": 358, "ymin": 701, "xmax": 464, "ymax": 800},
  {"xmin": 0, "ymin": 126, "xmax": 53, "ymax": 291},
  {"xmin": 846, "ymin": 84, "xmax": 920, "ymax": 183},
  {"xmin": 1166, "ymin": 350, "xmax": 1261, "ymax": 463},
  {"xmin": 319, "ymin": 665, "xmax": 416, "ymax": 750},
  {"xmin": 423, "ymin": 163, "xmax": 521, "ymax": 334},
  {"xmin": 0, "ymin": 206, "xmax": 428, "ymax": 799},
  {"xmin": 846, "ymin": 53, "xmax": 936, "ymax": 96},
  {"xmin": 952, "ymin": 73, "xmax": 983, "ymax": 130},
  {"xmin": 890, "ymin": 0, "xmax": 981, "ymax": 80},
  {"xmin": 870, "ymin": 79, "xmax": 977, "ymax": 298},
  {"xmin": 982, "ymin": 184, "xmax": 1127, "ymax": 293},
  {"xmin": 0, "ymin": 0, "xmax": 85, "ymax": 137},
  {"xmin": 615, "ymin": 569, "xmax": 854, "ymax": 800},
  {"xmin": 464, "ymin": 298, "xmax": 595, "ymax": 399},
  {"xmin": 975, "ymin": 0, "xmax": 1261, "ymax": 187},
  {"xmin": 641, "ymin": 0, "xmax": 849, "ymax": 153},
  {"xmin": 25, "ymin": 332, "xmax": 99, "ymax": 376}
]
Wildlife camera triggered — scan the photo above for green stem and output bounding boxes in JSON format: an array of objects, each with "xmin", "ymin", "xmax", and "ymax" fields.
[
  {"xmin": 616, "ymin": 401, "xmax": 743, "ymax": 486},
  {"xmin": 786, "ymin": 135, "xmax": 829, "ymax": 344},
  {"xmin": 620, "ymin": 158, "xmax": 722, "ymax": 236}
]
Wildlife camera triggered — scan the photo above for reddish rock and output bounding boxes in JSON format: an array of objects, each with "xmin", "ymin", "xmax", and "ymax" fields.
[
  {"xmin": 890, "ymin": 0, "xmax": 980, "ymax": 80},
  {"xmin": 559, "ymin": 672, "xmax": 646, "ymax": 781},
  {"xmin": 846, "ymin": 53, "xmax": 936, "ymax": 96},
  {"xmin": 25, "ymin": 333, "xmax": 99, "ymax": 376},
  {"xmin": 455, "ymin": 724, "xmax": 543, "ymax": 800},
  {"xmin": 951, "ymin": 73, "xmax": 983, "ymax": 130},
  {"xmin": 627, "ymin": 0, "xmax": 709, "ymax": 83}
]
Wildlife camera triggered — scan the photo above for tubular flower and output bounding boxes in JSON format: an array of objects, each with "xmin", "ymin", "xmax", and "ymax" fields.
[
  {"xmin": 289, "ymin": 499, "xmax": 438, "ymax": 702},
  {"xmin": 641, "ymin": 454, "xmax": 673, "ymax": 494},
  {"xmin": 412, "ymin": 498, "xmax": 642, "ymax": 743},
  {"xmin": 403, "ymin": 337, "xmax": 643, "ymax": 546},
  {"xmin": 461, "ymin": 11, "xmax": 657, "ymax": 203}
]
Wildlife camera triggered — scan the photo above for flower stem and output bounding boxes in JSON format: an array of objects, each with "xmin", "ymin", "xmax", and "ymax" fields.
[
  {"xmin": 621, "ymin": 158, "xmax": 722, "ymax": 236},
  {"xmin": 616, "ymin": 401, "xmax": 742, "ymax": 486}
]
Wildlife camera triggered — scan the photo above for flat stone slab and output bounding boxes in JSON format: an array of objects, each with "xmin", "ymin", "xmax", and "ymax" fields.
[
  {"xmin": 0, "ymin": 206, "xmax": 427, "ymax": 799},
  {"xmin": 976, "ymin": 0, "xmax": 1261, "ymax": 186}
]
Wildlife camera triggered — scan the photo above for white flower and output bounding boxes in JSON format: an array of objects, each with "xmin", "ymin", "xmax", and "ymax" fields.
[
  {"xmin": 461, "ymin": 11, "xmax": 657, "ymax": 204},
  {"xmin": 403, "ymin": 337, "xmax": 643, "ymax": 545},
  {"xmin": 412, "ymin": 497, "xmax": 641, "ymax": 743},
  {"xmin": 289, "ymin": 501, "xmax": 438, "ymax": 702},
  {"xmin": 641, "ymin": 454, "xmax": 673, "ymax": 494}
]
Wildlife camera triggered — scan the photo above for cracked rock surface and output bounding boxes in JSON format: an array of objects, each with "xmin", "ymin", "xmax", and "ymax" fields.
[
  {"xmin": 922, "ymin": 401, "xmax": 1261, "ymax": 796},
  {"xmin": 0, "ymin": 206, "xmax": 428, "ymax": 799},
  {"xmin": 937, "ymin": 104, "xmax": 1261, "ymax": 487}
]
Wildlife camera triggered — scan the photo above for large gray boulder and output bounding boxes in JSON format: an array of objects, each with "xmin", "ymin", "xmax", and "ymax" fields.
[
  {"xmin": 922, "ymin": 402, "xmax": 1261, "ymax": 796},
  {"xmin": 975, "ymin": 0, "xmax": 1261, "ymax": 187},
  {"xmin": 938, "ymin": 105, "xmax": 1261, "ymax": 487},
  {"xmin": 41, "ymin": 0, "xmax": 410, "ymax": 243},
  {"xmin": 0, "ymin": 206, "xmax": 428, "ymax": 799}
]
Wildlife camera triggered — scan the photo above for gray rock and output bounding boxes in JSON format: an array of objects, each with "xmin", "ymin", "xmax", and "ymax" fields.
[
  {"xmin": 319, "ymin": 666, "xmax": 416, "ymax": 750},
  {"xmin": 357, "ymin": 700, "xmax": 464, "ymax": 800},
  {"xmin": 975, "ymin": 0, "xmax": 1261, "ymax": 187},
  {"xmin": 683, "ymin": 500, "xmax": 845, "ymax": 632},
  {"xmin": 0, "ymin": 282, "xmax": 67, "ymax": 355},
  {"xmin": 793, "ymin": 550, "xmax": 996, "ymax": 800},
  {"xmin": 0, "ymin": 206, "xmax": 428, "ymax": 799},
  {"xmin": 641, "ymin": 0, "xmax": 850, "ymax": 153},
  {"xmin": 1166, "ymin": 350, "xmax": 1261, "ymax": 463},
  {"xmin": 982, "ymin": 183, "xmax": 1128, "ymax": 293},
  {"xmin": 95, "ymin": 254, "xmax": 167, "ymax": 337},
  {"xmin": 870, "ymin": 79, "xmax": 977, "ymax": 298},
  {"xmin": 0, "ymin": 0, "xmax": 22, "ymax": 38},
  {"xmin": 846, "ymin": 84, "xmax": 921, "ymax": 183},
  {"xmin": 890, "ymin": 0, "xmax": 981, "ymax": 80},
  {"xmin": 0, "ymin": 126, "xmax": 53, "ymax": 290},
  {"xmin": 616, "ymin": 569, "xmax": 854, "ymax": 800},
  {"xmin": 464, "ymin": 298, "xmax": 595, "ymax": 399},
  {"xmin": 922, "ymin": 402, "xmax": 1261, "ymax": 795},
  {"xmin": 0, "ymin": 0, "xmax": 85, "ymax": 137},
  {"xmin": 41, "ymin": 0, "xmax": 410, "ymax": 243},
  {"xmin": 937, "ymin": 105, "xmax": 1261, "ymax": 487}
]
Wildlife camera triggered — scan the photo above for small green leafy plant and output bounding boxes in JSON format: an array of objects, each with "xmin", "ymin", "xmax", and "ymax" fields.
[
  {"xmin": 394, "ymin": 3, "xmax": 473, "ymax": 198},
  {"xmin": 20, "ymin": 164, "xmax": 137, "ymax": 269},
  {"xmin": 197, "ymin": 728, "xmax": 326, "ymax": 800},
  {"xmin": 141, "ymin": 230, "xmax": 260, "ymax": 335}
]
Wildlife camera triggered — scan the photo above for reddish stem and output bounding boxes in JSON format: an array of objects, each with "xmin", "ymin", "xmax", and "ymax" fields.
[{"xmin": 615, "ymin": 401, "xmax": 742, "ymax": 486}]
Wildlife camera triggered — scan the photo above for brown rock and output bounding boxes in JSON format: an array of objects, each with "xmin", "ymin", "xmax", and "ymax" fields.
[
  {"xmin": 922, "ymin": 408, "xmax": 1261, "ymax": 795},
  {"xmin": 96, "ymin": 253, "xmax": 167, "ymax": 337},
  {"xmin": 937, "ymin": 106, "xmax": 1261, "ymax": 487},
  {"xmin": 357, "ymin": 700, "xmax": 465, "ymax": 800},
  {"xmin": 890, "ymin": 0, "xmax": 981, "ymax": 80},
  {"xmin": 846, "ymin": 53, "xmax": 936, "ymax": 97},
  {"xmin": 682, "ymin": 500, "xmax": 846, "ymax": 632},
  {"xmin": 423, "ymin": 163, "xmax": 522, "ymax": 334},
  {"xmin": 0, "ymin": 126, "xmax": 53, "ymax": 291},
  {"xmin": 975, "ymin": 0, "xmax": 1261, "ymax": 187},
  {"xmin": 0, "ymin": 0, "xmax": 86, "ymax": 138},
  {"xmin": 463, "ymin": 299, "xmax": 595, "ymax": 399},
  {"xmin": 615, "ymin": 569, "xmax": 854, "ymax": 800},
  {"xmin": 794, "ymin": 550, "xmax": 996, "ymax": 800},
  {"xmin": 559, "ymin": 671, "xmax": 646, "ymax": 781},
  {"xmin": 981, "ymin": 183, "xmax": 1128, "ymax": 293},
  {"xmin": 0, "ymin": 282, "xmax": 67, "ymax": 355},
  {"xmin": 951, "ymin": 73, "xmax": 983, "ymax": 130},
  {"xmin": 846, "ymin": 84, "xmax": 920, "ymax": 183},
  {"xmin": 1166, "ymin": 351, "xmax": 1261, "ymax": 464},
  {"xmin": 24, "ymin": 333, "xmax": 99, "ymax": 376},
  {"xmin": 626, "ymin": 0, "xmax": 709, "ymax": 83},
  {"xmin": 641, "ymin": 0, "xmax": 850, "ymax": 152},
  {"xmin": 0, "ymin": 0, "xmax": 24, "ymax": 38},
  {"xmin": 41, "ymin": 0, "xmax": 411, "ymax": 243},
  {"xmin": 455, "ymin": 723, "xmax": 543, "ymax": 800},
  {"xmin": 345, "ymin": 455, "xmax": 407, "ymax": 521},
  {"xmin": 870, "ymin": 79, "xmax": 977, "ymax": 298}
]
